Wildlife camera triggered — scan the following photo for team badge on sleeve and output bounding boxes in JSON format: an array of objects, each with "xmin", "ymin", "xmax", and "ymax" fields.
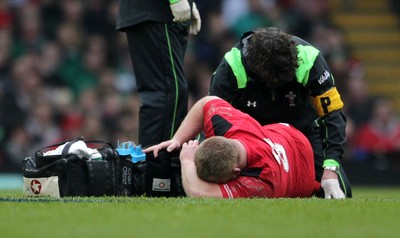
[{"xmin": 311, "ymin": 87, "xmax": 344, "ymax": 116}]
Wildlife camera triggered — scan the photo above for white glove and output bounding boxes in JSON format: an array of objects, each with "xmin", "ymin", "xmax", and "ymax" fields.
[
  {"xmin": 170, "ymin": 0, "xmax": 191, "ymax": 22},
  {"xmin": 189, "ymin": 2, "xmax": 201, "ymax": 35},
  {"xmin": 321, "ymin": 179, "xmax": 346, "ymax": 199}
]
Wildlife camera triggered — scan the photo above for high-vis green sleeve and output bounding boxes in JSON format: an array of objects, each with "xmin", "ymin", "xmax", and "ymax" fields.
[
  {"xmin": 224, "ymin": 48, "xmax": 248, "ymax": 89},
  {"xmin": 295, "ymin": 45, "xmax": 320, "ymax": 86}
]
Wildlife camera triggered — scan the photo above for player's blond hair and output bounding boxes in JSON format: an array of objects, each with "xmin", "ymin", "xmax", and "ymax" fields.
[{"xmin": 194, "ymin": 136, "xmax": 239, "ymax": 183}]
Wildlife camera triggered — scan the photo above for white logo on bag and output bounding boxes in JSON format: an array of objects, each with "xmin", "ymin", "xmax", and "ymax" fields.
[
  {"xmin": 23, "ymin": 176, "xmax": 61, "ymax": 198},
  {"xmin": 30, "ymin": 180, "xmax": 42, "ymax": 194},
  {"xmin": 152, "ymin": 178, "xmax": 171, "ymax": 192}
]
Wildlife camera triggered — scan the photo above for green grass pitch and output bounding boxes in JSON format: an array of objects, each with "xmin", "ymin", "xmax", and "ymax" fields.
[{"xmin": 1, "ymin": 186, "xmax": 399, "ymax": 238}]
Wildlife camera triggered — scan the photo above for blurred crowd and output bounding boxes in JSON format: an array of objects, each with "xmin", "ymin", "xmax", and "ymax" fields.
[{"xmin": 0, "ymin": 0, "xmax": 399, "ymax": 172}]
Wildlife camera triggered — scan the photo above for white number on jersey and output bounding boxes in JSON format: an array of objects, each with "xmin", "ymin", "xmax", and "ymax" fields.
[{"xmin": 263, "ymin": 138, "xmax": 289, "ymax": 172}]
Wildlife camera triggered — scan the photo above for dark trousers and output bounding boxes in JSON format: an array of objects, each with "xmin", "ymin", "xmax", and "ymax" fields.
[
  {"xmin": 306, "ymin": 125, "xmax": 353, "ymax": 198},
  {"xmin": 126, "ymin": 21, "xmax": 189, "ymax": 148}
]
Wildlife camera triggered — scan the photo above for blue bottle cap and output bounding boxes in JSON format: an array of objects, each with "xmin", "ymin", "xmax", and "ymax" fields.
[{"xmin": 116, "ymin": 141, "xmax": 146, "ymax": 163}]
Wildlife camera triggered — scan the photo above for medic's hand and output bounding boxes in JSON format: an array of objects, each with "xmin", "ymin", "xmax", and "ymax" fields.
[
  {"xmin": 143, "ymin": 139, "xmax": 181, "ymax": 157},
  {"xmin": 321, "ymin": 169, "xmax": 346, "ymax": 199},
  {"xmin": 189, "ymin": 2, "xmax": 201, "ymax": 35},
  {"xmin": 170, "ymin": 0, "xmax": 191, "ymax": 22},
  {"xmin": 321, "ymin": 178, "xmax": 346, "ymax": 199}
]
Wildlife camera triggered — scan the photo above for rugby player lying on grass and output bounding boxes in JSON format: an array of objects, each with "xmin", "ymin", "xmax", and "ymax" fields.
[{"xmin": 144, "ymin": 96, "xmax": 321, "ymax": 198}]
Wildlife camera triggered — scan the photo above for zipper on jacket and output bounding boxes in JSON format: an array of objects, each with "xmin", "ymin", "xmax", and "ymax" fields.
[{"xmin": 271, "ymin": 89, "xmax": 275, "ymax": 101}]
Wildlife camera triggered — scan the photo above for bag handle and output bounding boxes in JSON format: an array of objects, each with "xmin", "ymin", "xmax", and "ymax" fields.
[
  {"xmin": 36, "ymin": 137, "xmax": 114, "ymax": 159},
  {"xmin": 61, "ymin": 140, "xmax": 79, "ymax": 159},
  {"xmin": 82, "ymin": 139, "xmax": 114, "ymax": 149}
]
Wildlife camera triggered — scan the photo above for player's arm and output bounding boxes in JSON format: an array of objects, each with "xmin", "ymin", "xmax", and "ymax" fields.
[
  {"xmin": 179, "ymin": 140, "xmax": 223, "ymax": 198},
  {"xmin": 143, "ymin": 96, "xmax": 220, "ymax": 156},
  {"xmin": 172, "ymin": 96, "xmax": 220, "ymax": 145}
]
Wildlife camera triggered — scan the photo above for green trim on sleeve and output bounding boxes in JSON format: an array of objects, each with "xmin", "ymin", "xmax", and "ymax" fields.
[
  {"xmin": 169, "ymin": 0, "xmax": 180, "ymax": 4},
  {"xmin": 224, "ymin": 48, "xmax": 248, "ymax": 89},
  {"xmin": 323, "ymin": 159, "xmax": 340, "ymax": 168},
  {"xmin": 295, "ymin": 45, "xmax": 320, "ymax": 86}
]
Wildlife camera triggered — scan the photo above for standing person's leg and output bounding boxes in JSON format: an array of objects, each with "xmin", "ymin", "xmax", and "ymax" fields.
[
  {"xmin": 125, "ymin": 21, "xmax": 189, "ymax": 197},
  {"xmin": 126, "ymin": 22, "xmax": 189, "ymax": 148}
]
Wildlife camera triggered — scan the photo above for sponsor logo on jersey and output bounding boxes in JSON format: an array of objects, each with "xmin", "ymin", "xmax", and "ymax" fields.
[
  {"xmin": 247, "ymin": 101, "xmax": 257, "ymax": 107},
  {"xmin": 318, "ymin": 70, "xmax": 330, "ymax": 85}
]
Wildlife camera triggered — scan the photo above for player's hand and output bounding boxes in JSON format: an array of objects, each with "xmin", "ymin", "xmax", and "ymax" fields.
[
  {"xmin": 180, "ymin": 140, "xmax": 199, "ymax": 162},
  {"xmin": 170, "ymin": 0, "xmax": 191, "ymax": 22},
  {"xmin": 321, "ymin": 175, "xmax": 345, "ymax": 199},
  {"xmin": 189, "ymin": 2, "xmax": 201, "ymax": 35},
  {"xmin": 143, "ymin": 139, "xmax": 181, "ymax": 157}
]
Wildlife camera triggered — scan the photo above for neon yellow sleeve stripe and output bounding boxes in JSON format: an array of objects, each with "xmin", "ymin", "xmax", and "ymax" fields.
[
  {"xmin": 169, "ymin": 0, "xmax": 180, "ymax": 4},
  {"xmin": 323, "ymin": 159, "xmax": 340, "ymax": 168},
  {"xmin": 224, "ymin": 47, "xmax": 248, "ymax": 89},
  {"xmin": 295, "ymin": 45, "xmax": 320, "ymax": 86}
]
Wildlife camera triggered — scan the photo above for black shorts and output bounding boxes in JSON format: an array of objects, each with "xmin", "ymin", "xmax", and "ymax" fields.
[{"xmin": 125, "ymin": 21, "xmax": 189, "ymax": 147}]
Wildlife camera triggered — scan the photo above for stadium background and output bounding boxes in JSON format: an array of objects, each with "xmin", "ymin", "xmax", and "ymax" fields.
[{"xmin": 0, "ymin": 0, "xmax": 399, "ymax": 187}]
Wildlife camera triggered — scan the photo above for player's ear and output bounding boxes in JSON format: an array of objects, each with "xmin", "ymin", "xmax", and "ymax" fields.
[{"xmin": 233, "ymin": 167, "xmax": 241, "ymax": 177}]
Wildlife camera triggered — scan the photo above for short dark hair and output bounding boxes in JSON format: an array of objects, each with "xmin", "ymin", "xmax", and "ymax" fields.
[
  {"xmin": 194, "ymin": 137, "xmax": 238, "ymax": 183},
  {"xmin": 244, "ymin": 27, "xmax": 298, "ymax": 88}
]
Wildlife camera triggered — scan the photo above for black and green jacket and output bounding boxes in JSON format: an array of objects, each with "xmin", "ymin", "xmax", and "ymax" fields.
[{"xmin": 209, "ymin": 31, "xmax": 347, "ymax": 167}]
